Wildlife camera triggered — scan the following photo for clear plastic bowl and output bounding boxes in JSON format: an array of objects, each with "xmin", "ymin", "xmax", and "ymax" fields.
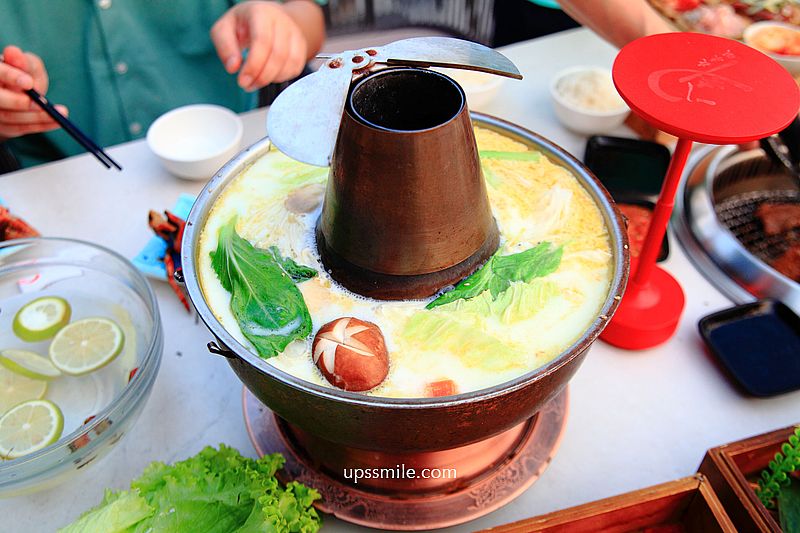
[{"xmin": 0, "ymin": 238, "xmax": 163, "ymax": 497}]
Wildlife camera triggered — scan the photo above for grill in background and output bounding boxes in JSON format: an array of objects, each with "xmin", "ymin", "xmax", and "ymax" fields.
[{"xmin": 673, "ymin": 146, "xmax": 800, "ymax": 315}]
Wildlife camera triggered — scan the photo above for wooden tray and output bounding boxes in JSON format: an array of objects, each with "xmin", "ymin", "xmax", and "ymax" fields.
[
  {"xmin": 480, "ymin": 474, "xmax": 735, "ymax": 532},
  {"xmin": 699, "ymin": 424, "xmax": 799, "ymax": 532}
]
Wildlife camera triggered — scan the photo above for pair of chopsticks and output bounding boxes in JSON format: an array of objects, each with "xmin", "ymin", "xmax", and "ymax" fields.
[{"xmin": 26, "ymin": 89, "xmax": 122, "ymax": 170}]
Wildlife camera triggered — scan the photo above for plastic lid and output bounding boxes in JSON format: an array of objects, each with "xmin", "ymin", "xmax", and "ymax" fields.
[{"xmin": 613, "ymin": 32, "xmax": 800, "ymax": 144}]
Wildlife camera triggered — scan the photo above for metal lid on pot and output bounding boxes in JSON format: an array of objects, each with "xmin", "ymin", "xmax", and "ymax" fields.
[{"xmin": 266, "ymin": 37, "xmax": 522, "ymax": 167}]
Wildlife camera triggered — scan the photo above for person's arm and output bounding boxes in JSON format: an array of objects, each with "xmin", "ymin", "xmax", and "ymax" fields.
[
  {"xmin": 283, "ymin": 0, "xmax": 325, "ymax": 61},
  {"xmin": 0, "ymin": 45, "xmax": 66, "ymax": 141},
  {"xmin": 211, "ymin": 0, "xmax": 325, "ymax": 92},
  {"xmin": 558, "ymin": 0, "xmax": 674, "ymax": 48}
]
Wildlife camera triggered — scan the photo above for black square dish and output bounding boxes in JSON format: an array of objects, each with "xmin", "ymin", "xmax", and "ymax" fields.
[
  {"xmin": 584, "ymin": 136, "xmax": 671, "ymax": 202},
  {"xmin": 584, "ymin": 136, "xmax": 671, "ymax": 262},
  {"xmin": 699, "ymin": 300, "xmax": 800, "ymax": 397}
]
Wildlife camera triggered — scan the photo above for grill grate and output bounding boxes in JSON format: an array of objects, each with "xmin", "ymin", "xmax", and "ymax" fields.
[{"xmin": 715, "ymin": 190, "xmax": 800, "ymax": 262}]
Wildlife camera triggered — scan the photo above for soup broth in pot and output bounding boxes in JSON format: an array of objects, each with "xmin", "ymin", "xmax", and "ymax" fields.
[{"xmin": 197, "ymin": 126, "xmax": 613, "ymax": 398}]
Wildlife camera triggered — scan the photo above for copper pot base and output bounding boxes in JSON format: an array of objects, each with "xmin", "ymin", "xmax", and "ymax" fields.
[
  {"xmin": 315, "ymin": 223, "xmax": 499, "ymax": 300},
  {"xmin": 243, "ymin": 387, "xmax": 568, "ymax": 530}
]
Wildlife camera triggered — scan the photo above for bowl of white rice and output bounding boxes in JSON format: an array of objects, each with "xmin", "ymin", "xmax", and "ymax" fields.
[{"xmin": 550, "ymin": 66, "xmax": 629, "ymax": 135}]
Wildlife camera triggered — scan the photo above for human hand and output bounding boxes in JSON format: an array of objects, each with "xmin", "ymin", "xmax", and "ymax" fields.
[
  {"xmin": 211, "ymin": 1, "xmax": 314, "ymax": 92},
  {"xmin": 0, "ymin": 45, "xmax": 67, "ymax": 141}
]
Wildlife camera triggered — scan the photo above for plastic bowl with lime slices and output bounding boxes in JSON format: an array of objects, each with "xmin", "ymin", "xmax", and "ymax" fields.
[{"xmin": 0, "ymin": 238, "xmax": 163, "ymax": 496}]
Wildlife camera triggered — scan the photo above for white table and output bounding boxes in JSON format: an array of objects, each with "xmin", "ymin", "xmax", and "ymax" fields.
[{"xmin": 2, "ymin": 28, "xmax": 798, "ymax": 532}]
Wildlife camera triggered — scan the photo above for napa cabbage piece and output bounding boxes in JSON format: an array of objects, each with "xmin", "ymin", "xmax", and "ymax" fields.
[
  {"xmin": 268, "ymin": 155, "xmax": 328, "ymax": 192},
  {"xmin": 211, "ymin": 218, "xmax": 316, "ymax": 358},
  {"xmin": 407, "ymin": 243, "xmax": 563, "ymax": 372},
  {"xmin": 479, "ymin": 150, "xmax": 541, "ymax": 162},
  {"xmin": 479, "ymin": 150, "xmax": 541, "ymax": 187},
  {"xmin": 402, "ymin": 312, "xmax": 527, "ymax": 371},
  {"xmin": 449, "ymin": 279, "xmax": 560, "ymax": 324},
  {"xmin": 59, "ymin": 445, "xmax": 321, "ymax": 533},
  {"xmin": 426, "ymin": 242, "xmax": 562, "ymax": 309}
]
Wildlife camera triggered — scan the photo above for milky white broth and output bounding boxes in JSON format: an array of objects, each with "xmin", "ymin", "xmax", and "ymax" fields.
[{"xmin": 198, "ymin": 126, "xmax": 613, "ymax": 398}]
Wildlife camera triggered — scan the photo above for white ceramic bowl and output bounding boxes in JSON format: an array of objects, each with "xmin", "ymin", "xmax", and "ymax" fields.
[
  {"xmin": 147, "ymin": 104, "xmax": 243, "ymax": 180},
  {"xmin": 743, "ymin": 21, "xmax": 800, "ymax": 75},
  {"xmin": 432, "ymin": 67, "xmax": 505, "ymax": 109},
  {"xmin": 549, "ymin": 66, "xmax": 629, "ymax": 135}
]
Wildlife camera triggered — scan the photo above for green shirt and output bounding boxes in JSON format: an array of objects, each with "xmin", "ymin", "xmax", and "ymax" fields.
[
  {"xmin": 1, "ymin": 0, "xmax": 257, "ymax": 168},
  {"xmin": 528, "ymin": 0, "xmax": 561, "ymax": 9}
]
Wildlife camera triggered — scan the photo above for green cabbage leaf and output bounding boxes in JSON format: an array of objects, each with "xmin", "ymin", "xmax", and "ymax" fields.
[
  {"xmin": 211, "ymin": 218, "xmax": 315, "ymax": 358},
  {"xmin": 426, "ymin": 242, "xmax": 562, "ymax": 310}
]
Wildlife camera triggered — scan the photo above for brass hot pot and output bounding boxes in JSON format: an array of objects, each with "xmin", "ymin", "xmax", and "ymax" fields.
[{"xmin": 181, "ymin": 113, "xmax": 629, "ymax": 454}]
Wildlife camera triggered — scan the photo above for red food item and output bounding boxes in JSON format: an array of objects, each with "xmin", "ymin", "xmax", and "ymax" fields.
[
  {"xmin": 772, "ymin": 245, "xmax": 800, "ymax": 282},
  {"xmin": 312, "ymin": 317, "xmax": 389, "ymax": 392},
  {"xmin": 672, "ymin": 0, "xmax": 700, "ymax": 11},
  {"xmin": 148, "ymin": 209, "xmax": 189, "ymax": 312},
  {"xmin": 83, "ymin": 415, "xmax": 96, "ymax": 425},
  {"xmin": 0, "ymin": 206, "xmax": 39, "ymax": 241},
  {"xmin": 749, "ymin": 24, "xmax": 800, "ymax": 56},
  {"xmin": 128, "ymin": 367, "xmax": 139, "ymax": 383},
  {"xmin": 68, "ymin": 434, "xmax": 91, "ymax": 452},
  {"xmin": 756, "ymin": 202, "xmax": 800, "ymax": 236},
  {"xmin": 618, "ymin": 203, "xmax": 653, "ymax": 258},
  {"xmin": 425, "ymin": 379, "xmax": 458, "ymax": 397}
]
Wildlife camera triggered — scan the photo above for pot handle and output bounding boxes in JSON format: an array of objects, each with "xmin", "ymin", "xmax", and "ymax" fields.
[{"xmin": 207, "ymin": 340, "xmax": 236, "ymax": 359}]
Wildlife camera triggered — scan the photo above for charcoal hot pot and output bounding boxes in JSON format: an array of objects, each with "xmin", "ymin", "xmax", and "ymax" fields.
[{"xmin": 181, "ymin": 38, "xmax": 629, "ymax": 530}]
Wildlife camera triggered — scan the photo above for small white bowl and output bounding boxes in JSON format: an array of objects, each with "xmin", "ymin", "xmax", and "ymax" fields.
[
  {"xmin": 147, "ymin": 104, "xmax": 243, "ymax": 180},
  {"xmin": 743, "ymin": 21, "xmax": 800, "ymax": 75},
  {"xmin": 432, "ymin": 67, "xmax": 505, "ymax": 109},
  {"xmin": 549, "ymin": 66, "xmax": 629, "ymax": 135}
]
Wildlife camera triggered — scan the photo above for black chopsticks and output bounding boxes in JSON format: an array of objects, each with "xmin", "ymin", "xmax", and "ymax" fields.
[{"xmin": 25, "ymin": 88, "xmax": 122, "ymax": 171}]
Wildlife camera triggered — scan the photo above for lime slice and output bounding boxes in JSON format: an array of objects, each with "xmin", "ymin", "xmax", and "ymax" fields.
[
  {"xmin": 13, "ymin": 296, "xmax": 71, "ymax": 342},
  {"xmin": 0, "ymin": 349, "xmax": 61, "ymax": 380},
  {"xmin": 0, "ymin": 399, "xmax": 63, "ymax": 459},
  {"xmin": 49, "ymin": 317, "xmax": 124, "ymax": 375},
  {"xmin": 0, "ymin": 365, "xmax": 47, "ymax": 415}
]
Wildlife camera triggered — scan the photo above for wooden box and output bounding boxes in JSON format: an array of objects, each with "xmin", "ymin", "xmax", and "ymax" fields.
[
  {"xmin": 699, "ymin": 424, "xmax": 799, "ymax": 532},
  {"xmin": 481, "ymin": 474, "xmax": 735, "ymax": 532}
]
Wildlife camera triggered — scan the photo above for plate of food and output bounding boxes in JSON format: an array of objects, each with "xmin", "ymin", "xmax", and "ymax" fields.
[{"xmin": 648, "ymin": 0, "xmax": 800, "ymax": 39}]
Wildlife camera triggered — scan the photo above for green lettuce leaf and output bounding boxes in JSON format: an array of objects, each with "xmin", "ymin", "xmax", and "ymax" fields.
[
  {"xmin": 59, "ymin": 445, "xmax": 321, "ymax": 533},
  {"xmin": 426, "ymin": 242, "xmax": 562, "ymax": 309},
  {"xmin": 211, "ymin": 218, "xmax": 315, "ymax": 358},
  {"xmin": 59, "ymin": 490, "xmax": 153, "ymax": 533}
]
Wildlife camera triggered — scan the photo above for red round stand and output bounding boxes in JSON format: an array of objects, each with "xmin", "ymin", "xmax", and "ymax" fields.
[
  {"xmin": 601, "ymin": 259, "xmax": 685, "ymax": 350},
  {"xmin": 600, "ymin": 32, "xmax": 800, "ymax": 350}
]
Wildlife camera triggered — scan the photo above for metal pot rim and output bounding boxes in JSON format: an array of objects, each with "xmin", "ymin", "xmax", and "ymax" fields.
[
  {"xmin": 181, "ymin": 112, "xmax": 629, "ymax": 409},
  {"xmin": 347, "ymin": 67, "xmax": 466, "ymax": 134}
]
